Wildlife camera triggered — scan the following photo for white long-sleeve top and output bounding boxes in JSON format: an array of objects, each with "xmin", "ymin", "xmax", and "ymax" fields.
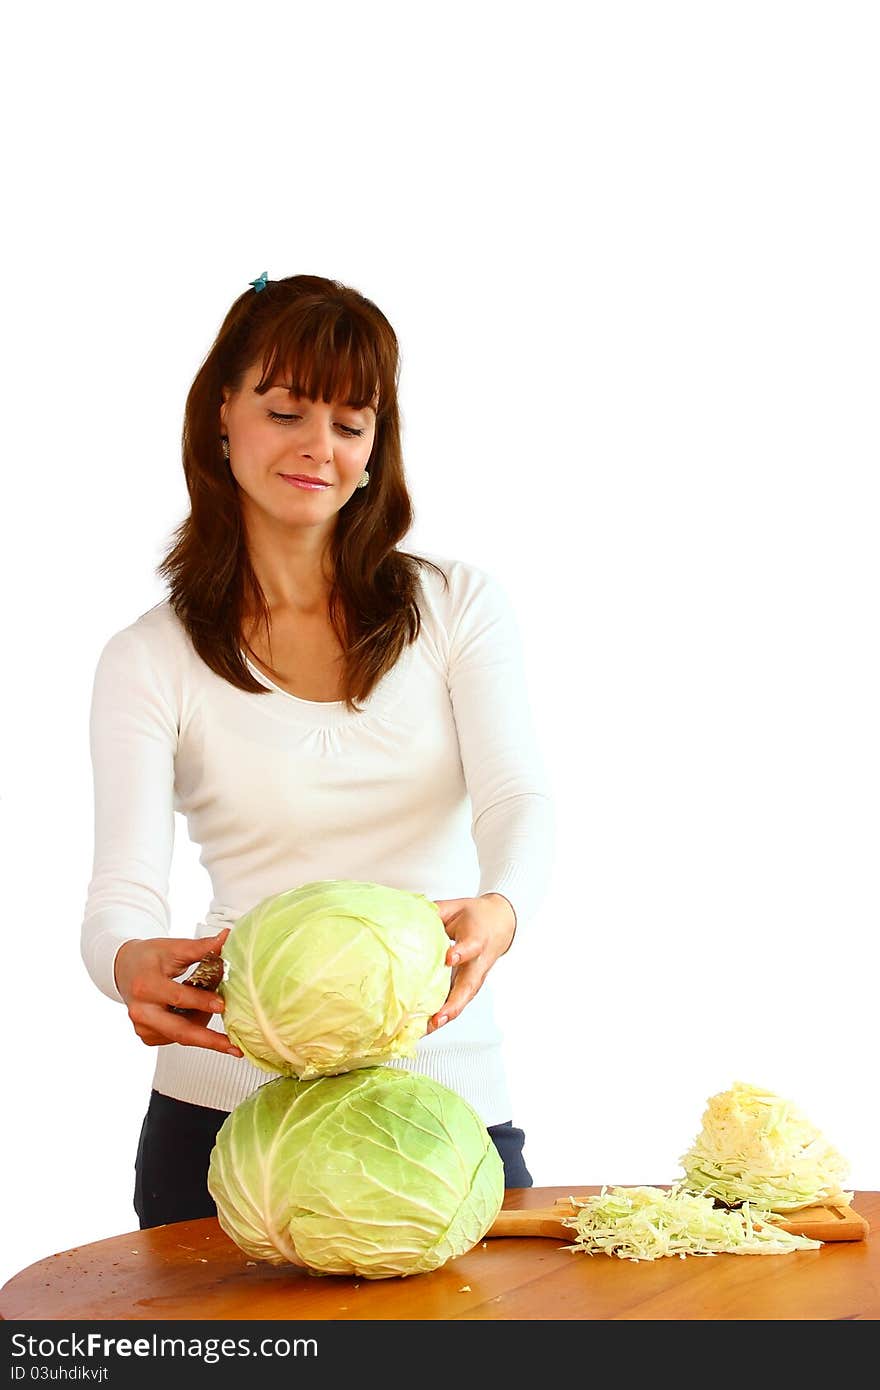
[{"xmin": 81, "ymin": 553, "xmax": 554, "ymax": 1125}]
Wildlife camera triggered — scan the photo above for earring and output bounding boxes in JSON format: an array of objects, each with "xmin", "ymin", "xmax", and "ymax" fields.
[
  {"xmin": 221, "ymin": 437, "xmax": 229, "ymax": 460},
  {"xmin": 356, "ymin": 470, "xmax": 370, "ymax": 489}
]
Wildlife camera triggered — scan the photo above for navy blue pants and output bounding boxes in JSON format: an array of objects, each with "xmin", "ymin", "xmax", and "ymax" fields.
[{"xmin": 134, "ymin": 1089, "xmax": 533, "ymax": 1230}]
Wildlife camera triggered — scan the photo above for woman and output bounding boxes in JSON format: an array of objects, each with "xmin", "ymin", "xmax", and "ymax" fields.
[{"xmin": 81, "ymin": 271, "xmax": 554, "ymax": 1229}]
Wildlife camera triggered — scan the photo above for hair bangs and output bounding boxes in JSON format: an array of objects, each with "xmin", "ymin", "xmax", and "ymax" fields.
[{"xmin": 255, "ymin": 310, "xmax": 387, "ymax": 414}]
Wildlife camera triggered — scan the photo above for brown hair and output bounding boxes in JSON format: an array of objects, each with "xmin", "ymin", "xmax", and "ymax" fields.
[{"xmin": 157, "ymin": 273, "xmax": 445, "ymax": 711}]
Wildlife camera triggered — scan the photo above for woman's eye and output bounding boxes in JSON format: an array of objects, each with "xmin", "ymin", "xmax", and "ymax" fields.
[{"xmin": 267, "ymin": 410, "xmax": 364, "ymax": 437}]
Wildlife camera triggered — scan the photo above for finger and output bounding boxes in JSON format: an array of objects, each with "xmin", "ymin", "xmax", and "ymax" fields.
[
  {"xmin": 129, "ymin": 972, "xmax": 225, "ymax": 1015},
  {"xmin": 177, "ymin": 946, "xmax": 229, "ymax": 1002},
  {"xmin": 180, "ymin": 1024, "xmax": 243, "ymax": 1057},
  {"xmin": 444, "ymin": 935, "xmax": 482, "ymax": 968},
  {"xmin": 432, "ymin": 899, "xmax": 468, "ymax": 927},
  {"xmin": 167, "ymin": 981, "xmax": 227, "ymax": 1015},
  {"xmin": 165, "ymin": 978, "xmax": 226, "ymax": 1011},
  {"xmin": 427, "ymin": 963, "xmax": 484, "ymax": 1031},
  {"xmin": 135, "ymin": 1009, "xmax": 216, "ymax": 1045},
  {"xmin": 188, "ymin": 1022, "xmax": 243, "ymax": 1058},
  {"xmin": 134, "ymin": 1002, "xmax": 243, "ymax": 1056},
  {"xmin": 168, "ymin": 929, "xmax": 231, "ymax": 973}
]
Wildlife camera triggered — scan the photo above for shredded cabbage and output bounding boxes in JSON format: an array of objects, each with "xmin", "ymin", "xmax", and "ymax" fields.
[
  {"xmin": 562, "ymin": 1184, "xmax": 821, "ymax": 1261},
  {"xmin": 679, "ymin": 1081, "xmax": 852, "ymax": 1212}
]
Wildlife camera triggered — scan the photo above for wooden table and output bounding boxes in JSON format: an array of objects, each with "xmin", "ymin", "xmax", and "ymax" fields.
[{"xmin": 1, "ymin": 1187, "xmax": 876, "ymax": 1322}]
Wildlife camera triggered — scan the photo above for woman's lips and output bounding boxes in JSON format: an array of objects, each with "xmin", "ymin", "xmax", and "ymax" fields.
[{"xmin": 279, "ymin": 474, "xmax": 331, "ymax": 491}]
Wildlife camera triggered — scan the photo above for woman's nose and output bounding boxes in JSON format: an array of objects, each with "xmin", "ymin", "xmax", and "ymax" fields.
[{"xmin": 297, "ymin": 415, "xmax": 334, "ymax": 463}]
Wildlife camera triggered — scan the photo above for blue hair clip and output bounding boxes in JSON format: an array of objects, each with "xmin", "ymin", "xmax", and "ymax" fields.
[{"xmin": 249, "ymin": 271, "xmax": 268, "ymax": 292}]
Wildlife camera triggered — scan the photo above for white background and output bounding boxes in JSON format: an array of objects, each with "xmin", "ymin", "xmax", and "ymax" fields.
[{"xmin": 2, "ymin": 1, "xmax": 878, "ymax": 1292}]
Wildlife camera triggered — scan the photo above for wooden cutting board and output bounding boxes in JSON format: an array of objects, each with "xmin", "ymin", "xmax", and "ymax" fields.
[{"xmin": 488, "ymin": 1195, "xmax": 870, "ymax": 1243}]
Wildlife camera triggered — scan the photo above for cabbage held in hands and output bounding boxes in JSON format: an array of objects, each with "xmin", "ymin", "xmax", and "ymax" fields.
[
  {"xmin": 208, "ymin": 1068, "xmax": 505, "ymax": 1278},
  {"xmin": 220, "ymin": 880, "xmax": 451, "ymax": 1078}
]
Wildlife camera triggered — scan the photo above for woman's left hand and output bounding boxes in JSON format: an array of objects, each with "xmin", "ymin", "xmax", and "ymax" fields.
[{"xmin": 427, "ymin": 893, "xmax": 517, "ymax": 1033}]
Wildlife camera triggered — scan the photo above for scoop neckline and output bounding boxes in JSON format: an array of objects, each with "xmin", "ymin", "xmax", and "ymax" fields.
[
  {"xmin": 240, "ymin": 642, "xmax": 416, "ymax": 726},
  {"xmin": 242, "ymin": 650, "xmax": 347, "ymax": 706}
]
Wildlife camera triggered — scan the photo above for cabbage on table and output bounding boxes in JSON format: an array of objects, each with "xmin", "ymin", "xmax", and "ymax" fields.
[
  {"xmin": 679, "ymin": 1081, "xmax": 852, "ymax": 1212},
  {"xmin": 207, "ymin": 1068, "xmax": 505, "ymax": 1279},
  {"xmin": 220, "ymin": 879, "xmax": 451, "ymax": 1079}
]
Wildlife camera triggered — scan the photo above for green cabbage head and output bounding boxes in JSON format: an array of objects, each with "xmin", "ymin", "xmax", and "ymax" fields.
[
  {"xmin": 220, "ymin": 880, "xmax": 451, "ymax": 1079},
  {"xmin": 207, "ymin": 1068, "xmax": 505, "ymax": 1278}
]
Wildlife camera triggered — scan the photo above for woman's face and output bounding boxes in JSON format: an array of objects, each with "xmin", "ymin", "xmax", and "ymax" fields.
[{"xmin": 220, "ymin": 359, "xmax": 377, "ymax": 536}]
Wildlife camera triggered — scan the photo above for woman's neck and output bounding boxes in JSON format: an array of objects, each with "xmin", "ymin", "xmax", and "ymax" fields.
[{"xmin": 243, "ymin": 515, "xmax": 335, "ymax": 616}]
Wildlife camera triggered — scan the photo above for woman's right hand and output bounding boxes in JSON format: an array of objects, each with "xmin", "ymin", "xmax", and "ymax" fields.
[{"xmin": 113, "ymin": 928, "xmax": 244, "ymax": 1057}]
